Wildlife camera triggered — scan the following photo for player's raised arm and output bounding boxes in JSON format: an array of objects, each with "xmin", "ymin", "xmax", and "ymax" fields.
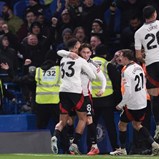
[
  {"xmin": 57, "ymin": 50, "xmax": 78, "ymax": 59},
  {"xmin": 91, "ymin": 63, "xmax": 106, "ymax": 96},
  {"xmin": 81, "ymin": 58, "xmax": 96, "ymax": 81}
]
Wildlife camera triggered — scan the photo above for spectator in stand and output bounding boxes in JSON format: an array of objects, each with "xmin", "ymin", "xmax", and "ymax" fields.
[
  {"xmin": 73, "ymin": 26, "xmax": 88, "ymax": 43},
  {"xmin": 116, "ymin": 0, "xmax": 147, "ymax": 29},
  {"xmin": 89, "ymin": 35, "xmax": 102, "ymax": 56},
  {"xmin": 48, "ymin": 16, "xmax": 58, "ymax": 52},
  {"xmin": 1, "ymin": 4, "xmax": 23, "ymax": 35},
  {"xmin": 0, "ymin": 19, "xmax": 20, "ymax": 52},
  {"xmin": 22, "ymin": 21, "xmax": 51, "ymax": 53},
  {"xmin": 36, "ymin": 12, "xmax": 50, "ymax": 37},
  {"xmin": 120, "ymin": 14, "xmax": 142, "ymax": 50},
  {"xmin": 0, "ymin": 19, "xmax": 23, "ymax": 72},
  {"xmin": 91, "ymin": 18, "xmax": 107, "ymax": 44},
  {"xmin": 65, "ymin": 0, "xmax": 83, "ymax": 27},
  {"xmin": 56, "ymin": 28, "xmax": 73, "ymax": 51},
  {"xmin": 0, "ymin": 18, "xmax": 6, "ymax": 36},
  {"xmin": 56, "ymin": 9, "xmax": 75, "ymax": 43},
  {"xmin": 0, "ymin": 34, "xmax": 18, "ymax": 82},
  {"xmin": 104, "ymin": 1, "xmax": 121, "ymax": 60},
  {"xmin": 17, "ymin": 10, "xmax": 37, "ymax": 43},
  {"xmin": 26, "ymin": 0, "xmax": 44, "ymax": 16},
  {"xmin": 81, "ymin": 0, "xmax": 111, "ymax": 36},
  {"xmin": 22, "ymin": 34, "xmax": 46, "ymax": 71},
  {"xmin": 20, "ymin": 33, "xmax": 47, "ymax": 111}
]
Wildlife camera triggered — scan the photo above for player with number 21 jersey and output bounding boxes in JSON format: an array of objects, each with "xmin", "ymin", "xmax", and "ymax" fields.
[{"xmin": 119, "ymin": 62, "xmax": 147, "ymax": 110}]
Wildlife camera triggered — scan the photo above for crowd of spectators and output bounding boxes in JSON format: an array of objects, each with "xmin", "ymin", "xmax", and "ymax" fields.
[
  {"xmin": 0, "ymin": 0, "xmax": 158, "ymax": 75},
  {"xmin": 0, "ymin": 0, "xmax": 159, "ymax": 154}
]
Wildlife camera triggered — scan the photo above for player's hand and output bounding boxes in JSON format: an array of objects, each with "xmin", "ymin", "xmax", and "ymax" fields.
[
  {"xmin": 95, "ymin": 90, "xmax": 104, "ymax": 96},
  {"xmin": 69, "ymin": 52, "xmax": 79, "ymax": 60}
]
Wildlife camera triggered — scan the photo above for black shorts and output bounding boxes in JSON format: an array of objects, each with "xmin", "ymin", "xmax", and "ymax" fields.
[
  {"xmin": 59, "ymin": 92, "xmax": 85, "ymax": 114},
  {"xmin": 146, "ymin": 62, "xmax": 159, "ymax": 89},
  {"xmin": 120, "ymin": 106, "xmax": 146, "ymax": 123},
  {"xmin": 85, "ymin": 95, "xmax": 94, "ymax": 116}
]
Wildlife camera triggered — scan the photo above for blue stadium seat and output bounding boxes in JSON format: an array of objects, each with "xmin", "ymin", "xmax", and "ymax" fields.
[
  {"xmin": 94, "ymin": 0, "xmax": 104, "ymax": 5},
  {"xmin": 49, "ymin": 0, "xmax": 58, "ymax": 16},
  {"xmin": 39, "ymin": 0, "xmax": 53, "ymax": 5},
  {"xmin": 3, "ymin": 82, "xmax": 25, "ymax": 114},
  {"xmin": 13, "ymin": 1, "xmax": 28, "ymax": 19},
  {"xmin": 49, "ymin": 0, "xmax": 65, "ymax": 16},
  {"xmin": 0, "ymin": 1, "xmax": 6, "ymax": 16}
]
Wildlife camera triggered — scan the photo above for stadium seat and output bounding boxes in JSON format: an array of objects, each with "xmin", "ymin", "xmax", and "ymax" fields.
[
  {"xmin": 49, "ymin": 0, "xmax": 65, "ymax": 16},
  {"xmin": 94, "ymin": 0, "xmax": 104, "ymax": 5},
  {"xmin": 3, "ymin": 82, "xmax": 25, "ymax": 114},
  {"xmin": 0, "ymin": 1, "xmax": 6, "ymax": 16},
  {"xmin": 13, "ymin": 1, "xmax": 28, "ymax": 19},
  {"xmin": 39, "ymin": 0, "xmax": 53, "ymax": 5}
]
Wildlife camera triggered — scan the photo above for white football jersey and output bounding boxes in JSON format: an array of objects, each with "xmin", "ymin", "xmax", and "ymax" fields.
[
  {"xmin": 57, "ymin": 50, "xmax": 106, "ymax": 95},
  {"xmin": 118, "ymin": 62, "xmax": 147, "ymax": 110},
  {"xmin": 81, "ymin": 59, "xmax": 106, "ymax": 96},
  {"xmin": 135, "ymin": 20, "xmax": 159, "ymax": 66},
  {"xmin": 60, "ymin": 56, "xmax": 96, "ymax": 93}
]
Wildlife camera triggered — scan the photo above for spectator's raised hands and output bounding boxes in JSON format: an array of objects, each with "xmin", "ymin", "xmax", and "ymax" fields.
[
  {"xmin": 57, "ymin": 0, "xmax": 62, "ymax": 12},
  {"xmin": 2, "ymin": 24, "xmax": 9, "ymax": 33},
  {"xmin": 0, "ymin": 63, "xmax": 9, "ymax": 70},
  {"xmin": 51, "ymin": 17, "xmax": 58, "ymax": 27},
  {"xmin": 24, "ymin": 59, "xmax": 32, "ymax": 66}
]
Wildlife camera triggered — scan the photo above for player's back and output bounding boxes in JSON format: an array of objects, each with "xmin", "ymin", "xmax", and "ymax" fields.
[
  {"xmin": 60, "ymin": 56, "xmax": 94, "ymax": 93},
  {"xmin": 124, "ymin": 63, "xmax": 147, "ymax": 110},
  {"xmin": 135, "ymin": 20, "xmax": 159, "ymax": 65}
]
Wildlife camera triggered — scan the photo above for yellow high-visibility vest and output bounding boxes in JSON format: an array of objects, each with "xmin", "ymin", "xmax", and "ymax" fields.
[
  {"xmin": 35, "ymin": 66, "xmax": 60, "ymax": 104},
  {"xmin": 92, "ymin": 57, "xmax": 113, "ymax": 98}
]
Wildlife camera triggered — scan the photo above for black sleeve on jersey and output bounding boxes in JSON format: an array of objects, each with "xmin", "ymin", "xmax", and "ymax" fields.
[{"xmin": 107, "ymin": 63, "xmax": 122, "ymax": 105}]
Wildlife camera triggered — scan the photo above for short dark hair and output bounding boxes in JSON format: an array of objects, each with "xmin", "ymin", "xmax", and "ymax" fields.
[
  {"xmin": 121, "ymin": 49, "xmax": 134, "ymax": 61},
  {"xmin": 143, "ymin": 5, "xmax": 156, "ymax": 19},
  {"xmin": 66, "ymin": 38, "xmax": 78, "ymax": 50}
]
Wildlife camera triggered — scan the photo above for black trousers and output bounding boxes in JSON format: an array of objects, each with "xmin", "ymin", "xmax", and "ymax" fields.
[{"xmin": 93, "ymin": 95, "xmax": 119, "ymax": 151}]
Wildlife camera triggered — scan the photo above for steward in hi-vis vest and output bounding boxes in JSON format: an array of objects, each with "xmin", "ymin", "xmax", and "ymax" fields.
[
  {"xmin": 35, "ymin": 65, "xmax": 60, "ymax": 104},
  {"xmin": 92, "ymin": 56, "xmax": 113, "ymax": 98},
  {"xmin": 34, "ymin": 59, "xmax": 60, "ymax": 129},
  {"xmin": 91, "ymin": 44, "xmax": 122, "ymax": 151}
]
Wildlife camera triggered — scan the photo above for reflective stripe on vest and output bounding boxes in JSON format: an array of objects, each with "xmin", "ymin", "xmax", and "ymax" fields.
[
  {"xmin": 35, "ymin": 66, "xmax": 60, "ymax": 104},
  {"xmin": 92, "ymin": 57, "xmax": 113, "ymax": 98}
]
